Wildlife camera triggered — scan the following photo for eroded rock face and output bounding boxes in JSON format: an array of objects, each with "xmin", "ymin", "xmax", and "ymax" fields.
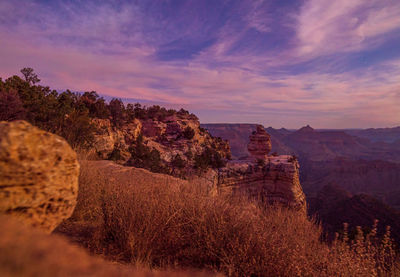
[
  {"xmin": 216, "ymin": 124, "xmax": 306, "ymax": 211},
  {"xmin": 92, "ymin": 118, "xmax": 142, "ymax": 162},
  {"xmin": 0, "ymin": 121, "xmax": 79, "ymax": 233},
  {"xmin": 218, "ymin": 156, "xmax": 306, "ymax": 211},
  {"xmin": 247, "ymin": 125, "xmax": 272, "ymax": 160},
  {"xmin": 91, "ymin": 114, "xmax": 231, "ymax": 174}
]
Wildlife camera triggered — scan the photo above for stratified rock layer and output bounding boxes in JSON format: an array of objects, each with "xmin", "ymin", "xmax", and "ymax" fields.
[
  {"xmin": 247, "ymin": 125, "xmax": 272, "ymax": 160},
  {"xmin": 216, "ymin": 124, "xmax": 306, "ymax": 211},
  {"xmin": 218, "ymin": 156, "xmax": 306, "ymax": 211},
  {"xmin": 0, "ymin": 120, "xmax": 79, "ymax": 233}
]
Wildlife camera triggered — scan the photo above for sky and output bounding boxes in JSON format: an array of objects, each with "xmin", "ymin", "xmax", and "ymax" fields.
[{"xmin": 0, "ymin": 0, "xmax": 399, "ymax": 129}]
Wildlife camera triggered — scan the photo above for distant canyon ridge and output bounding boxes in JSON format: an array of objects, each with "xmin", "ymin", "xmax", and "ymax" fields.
[{"xmin": 202, "ymin": 124, "xmax": 400, "ymax": 209}]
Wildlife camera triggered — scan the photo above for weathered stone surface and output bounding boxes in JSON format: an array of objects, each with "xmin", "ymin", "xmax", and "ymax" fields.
[
  {"xmin": 0, "ymin": 120, "xmax": 79, "ymax": 233},
  {"xmin": 214, "ymin": 124, "xmax": 306, "ymax": 211},
  {"xmin": 91, "ymin": 114, "xmax": 230, "ymax": 174},
  {"xmin": 217, "ymin": 156, "xmax": 306, "ymax": 211},
  {"xmin": 141, "ymin": 119, "xmax": 166, "ymax": 138},
  {"xmin": 247, "ymin": 125, "xmax": 272, "ymax": 160},
  {"xmin": 92, "ymin": 119, "xmax": 115, "ymax": 159},
  {"xmin": 92, "ymin": 118, "xmax": 141, "ymax": 161}
]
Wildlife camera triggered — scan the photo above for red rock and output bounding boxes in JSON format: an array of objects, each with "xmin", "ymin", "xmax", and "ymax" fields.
[{"xmin": 247, "ymin": 125, "xmax": 272, "ymax": 160}]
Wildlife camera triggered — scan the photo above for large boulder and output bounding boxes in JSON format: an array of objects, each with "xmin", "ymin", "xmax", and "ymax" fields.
[{"xmin": 0, "ymin": 120, "xmax": 79, "ymax": 233}]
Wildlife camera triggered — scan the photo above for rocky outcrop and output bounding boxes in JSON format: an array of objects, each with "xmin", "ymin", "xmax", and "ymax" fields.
[
  {"xmin": 92, "ymin": 118, "xmax": 142, "ymax": 162},
  {"xmin": 92, "ymin": 113, "xmax": 230, "ymax": 173},
  {"xmin": 217, "ymin": 125, "xmax": 306, "ymax": 211},
  {"xmin": 0, "ymin": 120, "xmax": 79, "ymax": 233},
  {"xmin": 218, "ymin": 156, "xmax": 306, "ymax": 211},
  {"xmin": 247, "ymin": 125, "xmax": 272, "ymax": 160}
]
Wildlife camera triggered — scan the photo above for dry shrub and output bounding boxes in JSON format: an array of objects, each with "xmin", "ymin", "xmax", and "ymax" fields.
[{"xmin": 59, "ymin": 161, "xmax": 400, "ymax": 276}]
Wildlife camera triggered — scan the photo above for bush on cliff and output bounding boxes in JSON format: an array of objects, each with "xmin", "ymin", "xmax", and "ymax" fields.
[
  {"xmin": 194, "ymin": 147, "xmax": 226, "ymax": 170},
  {"xmin": 183, "ymin": 126, "xmax": 195, "ymax": 140},
  {"xmin": 58, "ymin": 162, "xmax": 400, "ymax": 276},
  {"xmin": 127, "ymin": 135, "xmax": 167, "ymax": 173}
]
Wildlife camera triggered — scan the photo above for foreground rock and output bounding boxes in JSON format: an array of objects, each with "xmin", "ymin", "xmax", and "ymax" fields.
[{"xmin": 0, "ymin": 121, "xmax": 79, "ymax": 233}]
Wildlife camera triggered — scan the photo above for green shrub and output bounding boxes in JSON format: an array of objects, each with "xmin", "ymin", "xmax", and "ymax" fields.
[
  {"xmin": 127, "ymin": 135, "xmax": 167, "ymax": 173},
  {"xmin": 194, "ymin": 147, "xmax": 226, "ymax": 170},
  {"xmin": 0, "ymin": 88, "xmax": 26, "ymax": 121},
  {"xmin": 171, "ymin": 154, "xmax": 186, "ymax": 169}
]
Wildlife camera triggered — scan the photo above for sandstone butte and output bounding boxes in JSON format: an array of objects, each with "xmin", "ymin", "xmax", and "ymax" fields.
[
  {"xmin": 217, "ymin": 124, "xmax": 306, "ymax": 212},
  {"xmin": 0, "ymin": 120, "xmax": 79, "ymax": 233}
]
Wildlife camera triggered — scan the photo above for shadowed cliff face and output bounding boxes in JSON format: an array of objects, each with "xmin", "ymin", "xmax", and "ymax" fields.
[
  {"xmin": 301, "ymin": 158, "xmax": 400, "ymax": 208},
  {"xmin": 308, "ymin": 184, "xmax": 400, "ymax": 244}
]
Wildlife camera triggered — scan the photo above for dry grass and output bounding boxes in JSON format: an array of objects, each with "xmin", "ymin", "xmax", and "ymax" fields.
[
  {"xmin": 0, "ymin": 216, "xmax": 214, "ymax": 277},
  {"xmin": 57, "ymin": 160, "xmax": 400, "ymax": 276}
]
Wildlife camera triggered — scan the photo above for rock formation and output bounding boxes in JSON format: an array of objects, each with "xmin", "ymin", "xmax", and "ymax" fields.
[
  {"xmin": 91, "ymin": 113, "xmax": 230, "ymax": 173},
  {"xmin": 247, "ymin": 125, "xmax": 272, "ymax": 160},
  {"xmin": 92, "ymin": 118, "xmax": 142, "ymax": 162},
  {"xmin": 0, "ymin": 120, "xmax": 79, "ymax": 233},
  {"xmin": 217, "ymin": 125, "xmax": 306, "ymax": 211}
]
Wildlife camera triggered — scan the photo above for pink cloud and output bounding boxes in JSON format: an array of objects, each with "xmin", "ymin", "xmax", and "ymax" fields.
[{"xmin": 295, "ymin": 0, "xmax": 400, "ymax": 58}]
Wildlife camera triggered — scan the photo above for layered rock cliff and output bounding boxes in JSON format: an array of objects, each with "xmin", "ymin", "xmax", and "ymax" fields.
[{"xmin": 216, "ymin": 125, "xmax": 306, "ymax": 211}]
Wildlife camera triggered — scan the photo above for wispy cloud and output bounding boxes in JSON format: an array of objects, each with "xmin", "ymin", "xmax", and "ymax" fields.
[
  {"xmin": 0, "ymin": 0, "xmax": 399, "ymax": 128},
  {"xmin": 295, "ymin": 0, "xmax": 400, "ymax": 58}
]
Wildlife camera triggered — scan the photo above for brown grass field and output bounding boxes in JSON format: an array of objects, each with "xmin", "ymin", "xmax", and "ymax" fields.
[
  {"xmin": 0, "ymin": 215, "xmax": 216, "ymax": 277},
  {"xmin": 53, "ymin": 160, "xmax": 400, "ymax": 276}
]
